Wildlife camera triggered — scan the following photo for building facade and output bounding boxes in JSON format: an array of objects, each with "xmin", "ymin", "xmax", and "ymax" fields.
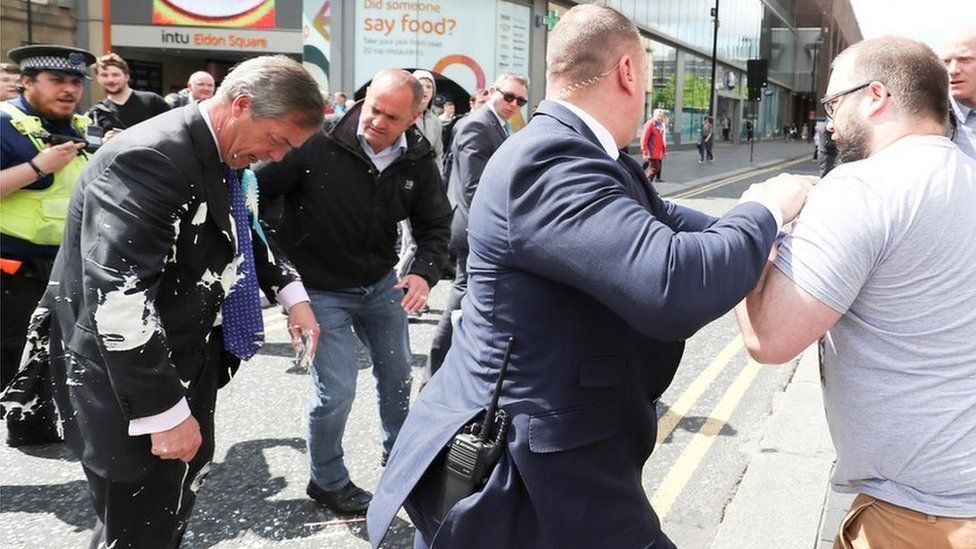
[
  {"xmin": 559, "ymin": 0, "xmax": 861, "ymax": 144},
  {"xmin": 1, "ymin": 0, "xmax": 859, "ymax": 141}
]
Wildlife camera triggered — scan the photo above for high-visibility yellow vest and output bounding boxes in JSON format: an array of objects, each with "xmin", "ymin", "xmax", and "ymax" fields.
[{"xmin": 0, "ymin": 102, "xmax": 90, "ymax": 246}]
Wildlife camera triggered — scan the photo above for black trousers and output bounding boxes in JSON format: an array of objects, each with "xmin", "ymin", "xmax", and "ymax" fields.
[
  {"xmin": 423, "ymin": 250, "xmax": 468, "ymax": 386},
  {"xmin": 699, "ymin": 140, "xmax": 714, "ymax": 161},
  {"xmin": 1, "ymin": 256, "xmax": 53, "ymax": 389},
  {"xmin": 648, "ymin": 158, "xmax": 663, "ymax": 182},
  {"xmin": 84, "ymin": 330, "xmax": 223, "ymax": 549},
  {"xmin": 1, "ymin": 256, "xmax": 59, "ymax": 441}
]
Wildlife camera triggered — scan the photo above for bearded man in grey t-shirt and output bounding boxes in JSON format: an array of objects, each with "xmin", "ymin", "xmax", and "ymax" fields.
[{"xmin": 736, "ymin": 37, "xmax": 976, "ymax": 548}]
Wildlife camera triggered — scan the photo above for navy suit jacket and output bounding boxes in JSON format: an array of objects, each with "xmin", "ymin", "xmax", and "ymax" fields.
[
  {"xmin": 446, "ymin": 105, "xmax": 508, "ymax": 255},
  {"xmin": 367, "ymin": 100, "xmax": 778, "ymax": 548}
]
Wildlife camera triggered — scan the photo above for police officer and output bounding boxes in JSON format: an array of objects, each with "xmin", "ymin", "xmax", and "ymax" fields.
[{"xmin": 0, "ymin": 44, "xmax": 96, "ymax": 446}]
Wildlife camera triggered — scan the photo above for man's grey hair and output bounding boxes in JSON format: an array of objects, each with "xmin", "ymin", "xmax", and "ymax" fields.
[
  {"xmin": 217, "ymin": 55, "xmax": 324, "ymax": 129},
  {"xmin": 546, "ymin": 5, "xmax": 641, "ymax": 94},
  {"xmin": 369, "ymin": 68, "xmax": 425, "ymax": 113},
  {"xmin": 653, "ymin": 108, "xmax": 665, "ymax": 117},
  {"xmin": 494, "ymin": 72, "xmax": 530, "ymax": 90},
  {"xmin": 833, "ymin": 37, "xmax": 948, "ymax": 124}
]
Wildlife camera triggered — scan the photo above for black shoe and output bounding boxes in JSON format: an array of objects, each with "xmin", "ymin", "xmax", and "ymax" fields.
[{"xmin": 306, "ymin": 479, "xmax": 372, "ymax": 514}]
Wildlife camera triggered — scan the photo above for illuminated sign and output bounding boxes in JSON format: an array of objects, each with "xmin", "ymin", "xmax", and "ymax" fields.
[
  {"xmin": 111, "ymin": 24, "xmax": 300, "ymax": 53},
  {"xmin": 152, "ymin": 0, "xmax": 275, "ymax": 29}
]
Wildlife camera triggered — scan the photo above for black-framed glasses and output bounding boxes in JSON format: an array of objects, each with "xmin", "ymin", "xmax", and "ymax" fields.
[
  {"xmin": 820, "ymin": 82, "xmax": 873, "ymax": 119},
  {"xmin": 498, "ymin": 89, "xmax": 528, "ymax": 107}
]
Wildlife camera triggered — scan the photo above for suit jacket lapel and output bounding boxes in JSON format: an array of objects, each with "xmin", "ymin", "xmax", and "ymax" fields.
[
  {"xmin": 486, "ymin": 108, "xmax": 508, "ymax": 142},
  {"xmin": 616, "ymin": 154, "xmax": 657, "ymax": 211},
  {"xmin": 183, "ymin": 105, "xmax": 234, "ymax": 248}
]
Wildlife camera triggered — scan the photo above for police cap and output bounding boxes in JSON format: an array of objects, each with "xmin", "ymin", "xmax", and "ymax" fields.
[{"xmin": 7, "ymin": 44, "xmax": 96, "ymax": 79}]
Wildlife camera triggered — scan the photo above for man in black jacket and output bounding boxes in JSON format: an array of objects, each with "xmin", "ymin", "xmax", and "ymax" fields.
[{"xmin": 255, "ymin": 68, "xmax": 451, "ymax": 515}]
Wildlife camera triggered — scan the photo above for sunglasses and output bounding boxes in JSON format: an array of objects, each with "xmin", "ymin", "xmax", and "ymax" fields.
[{"xmin": 498, "ymin": 89, "xmax": 528, "ymax": 107}]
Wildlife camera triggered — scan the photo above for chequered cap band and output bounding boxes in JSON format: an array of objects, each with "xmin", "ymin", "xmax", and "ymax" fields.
[{"xmin": 19, "ymin": 54, "xmax": 90, "ymax": 77}]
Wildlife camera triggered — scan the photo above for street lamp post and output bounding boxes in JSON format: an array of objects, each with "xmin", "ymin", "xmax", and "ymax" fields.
[
  {"xmin": 26, "ymin": 0, "xmax": 34, "ymax": 45},
  {"xmin": 708, "ymin": 0, "xmax": 720, "ymax": 118}
]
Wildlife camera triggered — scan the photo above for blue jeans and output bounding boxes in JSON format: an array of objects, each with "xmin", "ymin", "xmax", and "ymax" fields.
[{"xmin": 307, "ymin": 271, "xmax": 412, "ymax": 490}]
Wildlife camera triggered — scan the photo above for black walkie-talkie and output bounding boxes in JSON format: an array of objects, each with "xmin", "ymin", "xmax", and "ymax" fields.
[{"xmin": 434, "ymin": 336, "xmax": 515, "ymax": 525}]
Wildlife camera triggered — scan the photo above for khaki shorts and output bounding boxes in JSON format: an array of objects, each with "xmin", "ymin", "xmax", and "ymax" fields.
[{"xmin": 834, "ymin": 493, "xmax": 976, "ymax": 549}]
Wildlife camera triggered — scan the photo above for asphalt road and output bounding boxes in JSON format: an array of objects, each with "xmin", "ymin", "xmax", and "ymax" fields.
[{"xmin": 0, "ymin": 159, "xmax": 822, "ymax": 548}]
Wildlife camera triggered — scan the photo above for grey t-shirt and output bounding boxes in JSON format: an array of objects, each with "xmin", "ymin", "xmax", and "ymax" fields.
[{"xmin": 774, "ymin": 135, "xmax": 976, "ymax": 517}]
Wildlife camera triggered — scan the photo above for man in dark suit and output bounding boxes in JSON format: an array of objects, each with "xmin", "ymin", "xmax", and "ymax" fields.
[
  {"xmin": 35, "ymin": 55, "xmax": 323, "ymax": 548},
  {"xmin": 425, "ymin": 72, "xmax": 529, "ymax": 381},
  {"xmin": 368, "ymin": 5, "xmax": 814, "ymax": 548}
]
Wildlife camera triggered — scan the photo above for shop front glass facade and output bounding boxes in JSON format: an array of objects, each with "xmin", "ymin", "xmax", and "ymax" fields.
[
  {"xmin": 565, "ymin": 0, "xmax": 797, "ymax": 143},
  {"xmin": 647, "ymin": 38, "xmax": 676, "ymax": 116}
]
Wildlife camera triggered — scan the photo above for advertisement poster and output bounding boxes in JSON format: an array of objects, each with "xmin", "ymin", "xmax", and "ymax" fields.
[
  {"xmin": 303, "ymin": 1, "xmax": 332, "ymax": 91},
  {"xmin": 152, "ymin": 0, "xmax": 276, "ymax": 29},
  {"xmin": 355, "ymin": 0, "xmax": 531, "ymax": 125}
]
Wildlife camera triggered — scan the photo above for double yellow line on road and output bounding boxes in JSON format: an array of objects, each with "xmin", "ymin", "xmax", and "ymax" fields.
[
  {"xmin": 667, "ymin": 157, "xmax": 809, "ymax": 200},
  {"xmin": 651, "ymin": 336, "xmax": 765, "ymax": 518}
]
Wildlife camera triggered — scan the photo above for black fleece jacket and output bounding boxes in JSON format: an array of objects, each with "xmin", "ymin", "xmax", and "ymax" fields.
[{"xmin": 255, "ymin": 102, "xmax": 452, "ymax": 290}]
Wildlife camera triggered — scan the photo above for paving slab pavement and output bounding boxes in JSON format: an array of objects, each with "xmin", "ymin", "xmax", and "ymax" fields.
[{"xmin": 709, "ymin": 347, "xmax": 853, "ymax": 549}]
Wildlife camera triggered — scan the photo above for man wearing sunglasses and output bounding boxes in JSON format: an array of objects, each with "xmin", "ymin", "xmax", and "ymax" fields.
[
  {"xmin": 424, "ymin": 72, "xmax": 530, "ymax": 382},
  {"xmin": 736, "ymin": 36, "xmax": 976, "ymax": 548}
]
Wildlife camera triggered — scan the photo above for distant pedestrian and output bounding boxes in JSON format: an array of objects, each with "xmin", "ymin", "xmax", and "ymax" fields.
[
  {"xmin": 438, "ymin": 100, "xmax": 455, "ymax": 124},
  {"xmin": 746, "ymin": 120, "xmax": 754, "ymax": 141},
  {"xmin": 164, "ymin": 70, "xmax": 215, "ymax": 109},
  {"xmin": 640, "ymin": 108, "xmax": 667, "ymax": 181},
  {"xmin": 333, "ymin": 92, "xmax": 348, "ymax": 114},
  {"xmin": 721, "ymin": 114, "xmax": 731, "ymax": 141},
  {"xmin": 813, "ymin": 120, "xmax": 825, "ymax": 160},
  {"xmin": 412, "ymin": 70, "xmax": 444, "ymax": 169},
  {"xmin": 699, "ymin": 116, "xmax": 714, "ymax": 162}
]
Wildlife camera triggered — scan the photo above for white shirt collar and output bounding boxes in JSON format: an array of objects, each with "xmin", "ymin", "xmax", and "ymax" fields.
[
  {"xmin": 356, "ymin": 119, "xmax": 408, "ymax": 156},
  {"xmin": 550, "ymin": 99, "xmax": 620, "ymax": 160},
  {"xmin": 197, "ymin": 100, "xmax": 224, "ymax": 163}
]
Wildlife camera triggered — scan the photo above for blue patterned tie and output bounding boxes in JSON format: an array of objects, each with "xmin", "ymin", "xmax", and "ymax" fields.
[{"xmin": 220, "ymin": 165, "xmax": 264, "ymax": 360}]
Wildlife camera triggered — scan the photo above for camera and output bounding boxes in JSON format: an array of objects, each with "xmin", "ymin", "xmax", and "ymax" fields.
[{"xmin": 32, "ymin": 130, "xmax": 100, "ymax": 154}]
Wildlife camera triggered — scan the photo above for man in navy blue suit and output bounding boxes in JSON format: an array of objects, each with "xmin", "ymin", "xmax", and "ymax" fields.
[{"xmin": 368, "ymin": 5, "xmax": 815, "ymax": 548}]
